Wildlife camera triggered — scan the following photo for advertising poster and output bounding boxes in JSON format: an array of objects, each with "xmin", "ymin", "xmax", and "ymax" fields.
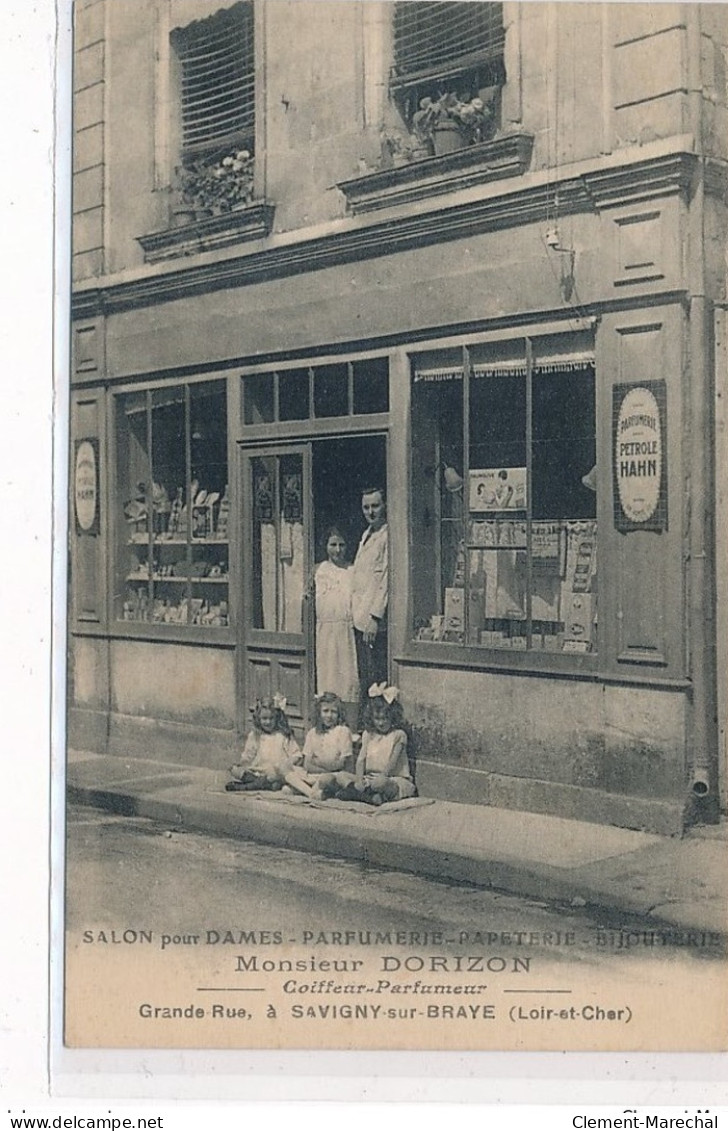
[
  {"xmin": 612, "ymin": 381, "xmax": 668, "ymax": 534},
  {"xmin": 61, "ymin": 0, "xmax": 727, "ymax": 1075},
  {"xmin": 468, "ymin": 468, "xmax": 527, "ymax": 513}
]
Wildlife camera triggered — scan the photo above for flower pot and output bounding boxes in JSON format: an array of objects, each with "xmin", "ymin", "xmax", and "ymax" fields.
[{"xmin": 432, "ymin": 121, "xmax": 465, "ymax": 156}]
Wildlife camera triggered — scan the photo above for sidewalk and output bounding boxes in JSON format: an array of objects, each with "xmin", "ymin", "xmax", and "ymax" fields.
[{"xmin": 67, "ymin": 749, "xmax": 728, "ymax": 937}]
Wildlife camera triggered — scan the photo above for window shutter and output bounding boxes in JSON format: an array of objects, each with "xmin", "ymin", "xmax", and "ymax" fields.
[
  {"xmin": 172, "ymin": 1, "xmax": 255, "ymax": 159},
  {"xmin": 392, "ymin": 1, "xmax": 504, "ymax": 89}
]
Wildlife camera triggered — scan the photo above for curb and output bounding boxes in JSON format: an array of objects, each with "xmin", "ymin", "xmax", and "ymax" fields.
[{"xmin": 68, "ymin": 778, "xmax": 728, "ymax": 942}]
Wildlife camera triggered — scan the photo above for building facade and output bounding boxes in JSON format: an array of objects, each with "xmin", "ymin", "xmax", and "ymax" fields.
[{"xmin": 69, "ymin": 0, "xmax": 728, "ymax": 834}]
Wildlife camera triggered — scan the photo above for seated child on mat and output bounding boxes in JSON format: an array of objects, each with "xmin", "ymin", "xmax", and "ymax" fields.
[
  {"xmin": 226, "ymin": 695, "xmax": 302, "ymax": 792},
  {"xmin": 317, "ymin": 684, "xmax": 416, "ymax": 806},
  {"xmin": 302, "ymin": 692, "xmax": 354, "ymax": 781}
]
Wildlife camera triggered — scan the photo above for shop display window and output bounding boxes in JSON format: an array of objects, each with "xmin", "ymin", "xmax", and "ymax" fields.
[
  {"xmin": 115, "ymin": 381, "xmax": 229, "ymax": 628},
  {"xmin": 410, "ymin": 336, "xmax": 597, "ymax": 655}
]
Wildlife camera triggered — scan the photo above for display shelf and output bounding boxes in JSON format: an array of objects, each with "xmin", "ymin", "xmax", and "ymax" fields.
[
  {"xmin": 127, "ymin": 537, "xmax": 229, "ymax": 546},
  {"xmin": 126, "ymin": 574, "xmax": 228, "ymax": 583}
]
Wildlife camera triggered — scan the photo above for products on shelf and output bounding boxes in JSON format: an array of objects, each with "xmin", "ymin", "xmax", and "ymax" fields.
[
  {"xmin": 531, "ymin": 521, "xmax": 561, "ymax": 560},
  {"xmin": 421, "ymin": 516, "xmax": 598, "ymax": 653},
  {"xmin": 215, "ymin": 485, "xmax": 230, "ymax": 540},
  {"xmin": 122, "ymin": 591, "xmax": 229, "ymax": 626},
  {"xmin": 121, "ymin": 480, "xmax": 230, "ymax": 627},
  {"xmin": 128, "ymin": 481, "xmax": 229, "ymax": 542}
]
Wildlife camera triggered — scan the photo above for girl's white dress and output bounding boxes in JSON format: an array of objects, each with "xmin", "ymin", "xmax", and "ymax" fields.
[
  {"xmin": 356, "ymin": 728, "xmax": 416, "ymax": 800},
  {"xmin": 314, "ymin": 560, "xmax": 359, "ymax": 702},
  {"xmin": 361, "ymin": 729, "xmax": 411, "ymax": 784},
  {"xmin": 232, "ymin": 731, "xmax": 302, "ymax": 779},
  {"xmin": 303, "ymin": 724, "xmax": 354, "ymax": 774}
]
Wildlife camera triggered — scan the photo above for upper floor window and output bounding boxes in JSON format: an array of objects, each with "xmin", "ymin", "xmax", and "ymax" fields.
[
  {"xmin": 171, "ymin": 1, "xmax": 255, "ymax": 165},
  {"xmin": 391, "ymin": 2, "xmax": 505, "ymax": 132}
]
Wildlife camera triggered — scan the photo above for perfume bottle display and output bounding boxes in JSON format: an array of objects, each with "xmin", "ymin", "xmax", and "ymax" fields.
[{"xmin": 116, "ymin": 381, "xmax": 229, "ymax": 627}]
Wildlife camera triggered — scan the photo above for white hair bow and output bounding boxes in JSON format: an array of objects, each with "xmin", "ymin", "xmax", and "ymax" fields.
[
  {"xmin": 272, "ymin": 692, "xmax": 288, "ymax": 711},
  {"xmin": 368, "ymin": 683, "xmax": 399, "ymax": 704}
]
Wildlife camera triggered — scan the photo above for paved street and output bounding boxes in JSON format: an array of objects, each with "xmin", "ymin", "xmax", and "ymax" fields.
[{"xmin": 66, "ymin": 805, "xmax": 722, "ymax": 969}]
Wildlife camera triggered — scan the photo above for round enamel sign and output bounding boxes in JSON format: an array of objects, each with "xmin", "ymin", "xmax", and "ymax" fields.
[
  {"xmin": 615, "ymin": 386, "xmax": 662, "ymax": 523},
  {"xmin": 75, "ymin": 440, "xmax": 98, "ymax": 531}
]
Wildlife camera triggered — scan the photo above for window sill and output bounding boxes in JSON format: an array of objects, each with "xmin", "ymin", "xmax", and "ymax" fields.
[
  {"xmin": 337, "ymin": 131, "xmax": 534, "ymax": 216},
  {"xmin": 396, "ymin": 642, "xmax": 690, "ymax": 691},
  {"xmin": 398, "ymin": 639, "xmax": 598, "ymax": 679},
  {"xmin": 71, "ymin": 622, "xmax": 236, "ymax": 647},
  {"xmin": 137, "ymin": 202, "xmax": 275, "ymax": 264}
]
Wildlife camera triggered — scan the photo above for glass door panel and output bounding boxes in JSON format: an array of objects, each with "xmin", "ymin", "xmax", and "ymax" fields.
[{"xmin": 245, "ymin": 445, "xmax": 311, "ymax": 737}]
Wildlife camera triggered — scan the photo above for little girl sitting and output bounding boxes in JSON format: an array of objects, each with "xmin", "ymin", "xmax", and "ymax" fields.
[
  {"xmin": 320, "ymin": 684, "xmax": 416, "ymax": 806},
  {"xmin": 301, "ymin": 692, "xmax": 354, "ymax": 797},
  {"xmin": 226, "ymin": 695, "xmax": 302, "ymax": 792}
]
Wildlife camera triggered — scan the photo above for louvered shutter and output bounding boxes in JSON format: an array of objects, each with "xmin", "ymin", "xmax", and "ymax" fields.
[
  {"xmin": 172, "ymin": 1, "xmax": 255, "ymax": 160},
  {"xmin": 392, "ymin": 1, "xmax": 504, "ymax": 89}
]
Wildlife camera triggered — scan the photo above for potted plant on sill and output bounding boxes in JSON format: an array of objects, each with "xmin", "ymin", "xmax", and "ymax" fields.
[
  {"xmin": 412, "ymin": 92, "xmax": 494, "ymax": 157},
  {"xmin": 379, "ymin": 127, "xmax": 431, "ymax": 169},
  {"xmin": 174, "ymin": 149, "xmax": 255, "ymax": 224}
]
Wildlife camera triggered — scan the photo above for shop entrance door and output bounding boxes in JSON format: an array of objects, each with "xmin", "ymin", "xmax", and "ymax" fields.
[
  {"xmin": 240, "ymin": 445, "xmax": 313, "ymax": 739},
  {"xmin": 239, "ymin": 434, "xmax": 388, "ymax": 738}
]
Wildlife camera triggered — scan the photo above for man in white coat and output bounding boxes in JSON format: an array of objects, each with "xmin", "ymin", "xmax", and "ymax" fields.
[{"xmin": 350, "ymin": 486, "xmax": 388, "ymax": 725}]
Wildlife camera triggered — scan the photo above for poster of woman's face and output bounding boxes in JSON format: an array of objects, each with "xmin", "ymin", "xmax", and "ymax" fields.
[{"xmin": 469, "ymin": 467, "xmax": 527, "ymax": 512}]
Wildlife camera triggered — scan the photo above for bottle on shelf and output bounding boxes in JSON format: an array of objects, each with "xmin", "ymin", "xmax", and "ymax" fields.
[{"xmin": 216, "ymin": 485, "xmax": 230, "ymax": 540}]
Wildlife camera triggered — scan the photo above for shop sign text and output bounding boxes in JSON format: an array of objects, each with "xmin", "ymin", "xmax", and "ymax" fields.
[
  {"xmin": 75, "ymin": 438, "xmax": 99, "ymax": 534},
  {"xmin": 613, "ymin": 382, "xmax": 667, "ymax": 533}
]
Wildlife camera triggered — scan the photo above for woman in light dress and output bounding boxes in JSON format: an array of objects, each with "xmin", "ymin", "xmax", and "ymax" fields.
[{"xmin": 313, "ymin": 527, "xmax": 359, "ymax": 712}]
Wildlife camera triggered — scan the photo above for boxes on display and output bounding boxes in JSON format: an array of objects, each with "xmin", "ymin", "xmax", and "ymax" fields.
[
  {"xmin": 562, "ymin": 593, "xmax": 594, "ymax": 651},
  {"xmin": 467, "ymin": 589, "xmax": 485, "ymax": 643},
  {"xmin": 215, "ymin": 486, "xmax": 230, "ymax": 540},
  {"xmin": 532, "ymin": 521, "xmax": 562, "ymax": 560},
  {"xmin": 191, "ymin": 490, "xmax": 220, "ymax": 539},
  {"xmin": 443, "ymin": 587, "xmax": 465, "ymax": 632}
]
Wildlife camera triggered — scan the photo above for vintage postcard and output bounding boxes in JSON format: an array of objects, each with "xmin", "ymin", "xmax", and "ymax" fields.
[{"xmin": 64, "ymin": 0, "xmax": 728, "ymax": 1057}]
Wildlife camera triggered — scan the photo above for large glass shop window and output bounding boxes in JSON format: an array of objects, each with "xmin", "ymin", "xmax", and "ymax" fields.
[
  {"xmin": 115, "ymin": 382, "xmax": 229, "ymax": 627},
  {"xmin": 411, "ymin": 338, "xmax": 597, "ymax": 654}
]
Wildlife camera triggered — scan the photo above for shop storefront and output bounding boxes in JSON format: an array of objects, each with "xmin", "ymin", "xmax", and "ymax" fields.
[
  {"xmin": 68, "ymin": 0, "xmax": 724, "ymax": 841},
  {"xmin": 70, "ymin": 271, "xmax": 709, "ymax": 836}
]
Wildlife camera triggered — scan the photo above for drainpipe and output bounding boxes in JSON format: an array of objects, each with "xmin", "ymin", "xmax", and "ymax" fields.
[
  {"xmin": 688, "ymin": 291, "xmax": 719, "ymax": 820},
  {"xmin": 685, "ymin": 4, "xmax": 719, "ymax": 820}
]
